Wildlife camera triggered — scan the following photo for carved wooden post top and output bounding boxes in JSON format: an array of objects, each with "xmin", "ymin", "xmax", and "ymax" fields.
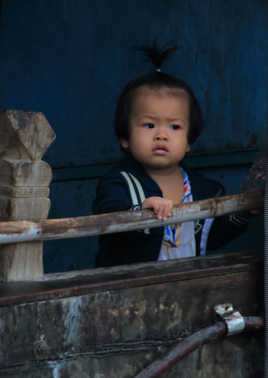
[{"xmin": 0, "ymin": 110, "xmax": 56, "ymax": 161}]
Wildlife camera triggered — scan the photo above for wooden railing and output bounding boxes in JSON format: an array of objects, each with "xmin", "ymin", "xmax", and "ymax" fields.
[{"xmin": 0, "ymin": 111, "xmax": 264, "ymax": 282}]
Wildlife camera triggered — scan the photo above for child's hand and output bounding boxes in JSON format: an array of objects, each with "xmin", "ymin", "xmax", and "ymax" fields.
[{"xmin": 142, "ymin": 197, "xmax": 173, "ymax": 220}]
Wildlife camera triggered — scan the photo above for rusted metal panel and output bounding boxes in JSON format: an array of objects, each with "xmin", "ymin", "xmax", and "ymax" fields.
[{"xmin": 0, "ymin": 252, "xmax": 263, "ymax": 377}]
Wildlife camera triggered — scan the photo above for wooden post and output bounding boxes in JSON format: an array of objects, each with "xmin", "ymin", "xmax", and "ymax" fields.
[{"xmin": 0, "ymin": 110, "xmax": 55, "ymax": 281}]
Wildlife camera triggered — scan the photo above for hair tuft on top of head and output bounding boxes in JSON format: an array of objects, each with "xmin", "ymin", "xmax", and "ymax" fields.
[{"xmin": 136, "ymin": 40, "xmax": 178, "ymax": 70}]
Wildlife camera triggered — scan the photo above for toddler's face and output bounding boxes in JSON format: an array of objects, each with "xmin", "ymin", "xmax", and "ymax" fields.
[{"xmin": 120, "ymin": 86, "xmax": 190, "ymax": 175}]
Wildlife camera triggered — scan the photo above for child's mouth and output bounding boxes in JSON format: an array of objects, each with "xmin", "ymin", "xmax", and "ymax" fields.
[{"xmin": 153, "ymin": 145, "xmax": 168, "ymax": 155}]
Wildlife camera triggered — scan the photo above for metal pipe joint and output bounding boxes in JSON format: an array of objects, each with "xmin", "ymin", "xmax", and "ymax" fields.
[{"xmin": 214, "ymin": 303, "xmax": 245, "ymax": 336}]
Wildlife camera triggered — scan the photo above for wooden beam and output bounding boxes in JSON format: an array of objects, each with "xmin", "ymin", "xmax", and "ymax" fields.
[{"xmin": 0, "ymin": 187, "xmax": 263, "ymax": 245}]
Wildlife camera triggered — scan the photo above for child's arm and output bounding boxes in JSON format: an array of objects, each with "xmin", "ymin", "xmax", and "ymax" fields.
[
  {"xmin": 206, "ymin": 156, "xmax": 266, "ymax": 250},
  {"xmin": 94, "ymin": 172, "xmax": 165, "ymax": 267},
  {"xmin": 206, "ymin": 213, "xmax": 250, "ymax": 250},
  {"xmin": 93, "ymin": 174, "xmax": 133, "ymax": 215},
  {"xmin": 94, "ymin": 170, "xmax": 174, "ymax": 219}
]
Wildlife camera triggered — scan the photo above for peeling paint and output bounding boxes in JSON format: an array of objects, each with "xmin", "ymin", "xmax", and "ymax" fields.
[
  {"xmin": 63, "ymin": 297, "xmax": 83, "ymax": 346},
  {"xmin": 47, "ymin": 361, "xmax": 64, "ymax": 378}
]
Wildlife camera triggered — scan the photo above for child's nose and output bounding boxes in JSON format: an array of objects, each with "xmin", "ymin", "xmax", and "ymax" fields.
[
  {"xmin": 155, "ymin": 128, "xmax": 168, "ymax": 141},
  {"xmin": 155, "ymin": 135, "xmax": 168, "ymax": 141}
]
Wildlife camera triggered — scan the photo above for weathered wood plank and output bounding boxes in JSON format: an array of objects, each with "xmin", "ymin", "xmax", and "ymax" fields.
[
  {"xmin": 0, "ymin": 188, "xmax": 263, "ymax": 245},
  {"xmin": 0, "ymin": 251, "xmax": 261, "ymax": 305}
]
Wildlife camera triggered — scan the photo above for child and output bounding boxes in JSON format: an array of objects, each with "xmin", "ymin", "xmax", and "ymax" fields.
[{"xmin": 93, "ymin": 43, "xmax": 251, "ymax": 268}]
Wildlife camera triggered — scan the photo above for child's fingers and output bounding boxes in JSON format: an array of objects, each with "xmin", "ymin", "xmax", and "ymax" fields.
[
  {"xmin": 156, "ymin": 200, "xmax": 173, "ymax": 220},
  {"xmin": 163, "ymin": 201, "xmax": 173, "ymax": 219},
  {"xmin": 155, "ymin": 206, "xmax": 163, "ymax": 219},
  {"xmin": 155, "ymin": 204, "xmax": 164, "ymax": 219}
]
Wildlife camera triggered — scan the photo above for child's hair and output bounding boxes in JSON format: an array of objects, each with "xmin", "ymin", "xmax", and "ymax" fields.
[{"xmin": 114, "ymin": 42, "xmax": 204, "ymax": 145}]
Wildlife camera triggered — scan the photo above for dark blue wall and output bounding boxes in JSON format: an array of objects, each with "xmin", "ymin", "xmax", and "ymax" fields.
[{"xmin": 0, "ymin": 0, "xmax": 267, "ymax": 272}]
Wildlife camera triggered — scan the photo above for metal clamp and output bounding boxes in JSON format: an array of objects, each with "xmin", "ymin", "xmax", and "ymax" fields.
[{"xmin": 214, "ymin": 303, "xmax": 245, "ymax": 336}]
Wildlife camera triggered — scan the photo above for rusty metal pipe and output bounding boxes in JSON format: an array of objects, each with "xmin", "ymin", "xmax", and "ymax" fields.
[{"xmin": 134, "ymin": 317, "xmax": 264, "ymax": 378}]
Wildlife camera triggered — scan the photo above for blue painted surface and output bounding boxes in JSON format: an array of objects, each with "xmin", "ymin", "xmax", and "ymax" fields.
[
  {"xmin": 1, "ymin": 0, "xmax": 267, "ymax": 165},
  {"xmin": 0, "ymin": 1, "xmax": 266, "ymax": 272},
  {"xmin": 44, "ymin": 180, "xmax": 98, "ymax": 272}
]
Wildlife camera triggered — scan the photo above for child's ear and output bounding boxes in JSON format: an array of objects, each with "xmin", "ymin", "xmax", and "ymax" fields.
[
  {"xmin": 120, "ymin": 139, "xmax": 129, "ymax": 149},
  {"xmin": 186, "ymin": 144, "xmax": 190, "ymax": 152}
]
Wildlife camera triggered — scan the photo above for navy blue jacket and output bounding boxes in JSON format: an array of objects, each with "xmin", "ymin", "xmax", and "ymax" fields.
[{"xmin": 93, "ymin": 157, "xmax": 249, "ymax": 267}]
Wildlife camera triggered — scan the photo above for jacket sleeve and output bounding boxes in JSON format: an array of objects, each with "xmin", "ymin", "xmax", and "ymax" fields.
[
  {"xmin": 188, "ymin": 169, "xmax": 250, "ymax": 251},
  {"xmin": 93, "ymin": 173, "xmax": 132, "ymax": 215},
  {"xmin": 206, "ymin": 212, "xmax": 250, "ymax": 250}
]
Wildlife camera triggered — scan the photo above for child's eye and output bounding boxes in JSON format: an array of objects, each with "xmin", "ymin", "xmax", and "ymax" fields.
[
  {"xmin": 144, "ymin": 123, "xmax": 154, "ymax": 129},
  {"xmin": 171, "ymin": 124, "xmax": 180, "ymax": 130}
]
